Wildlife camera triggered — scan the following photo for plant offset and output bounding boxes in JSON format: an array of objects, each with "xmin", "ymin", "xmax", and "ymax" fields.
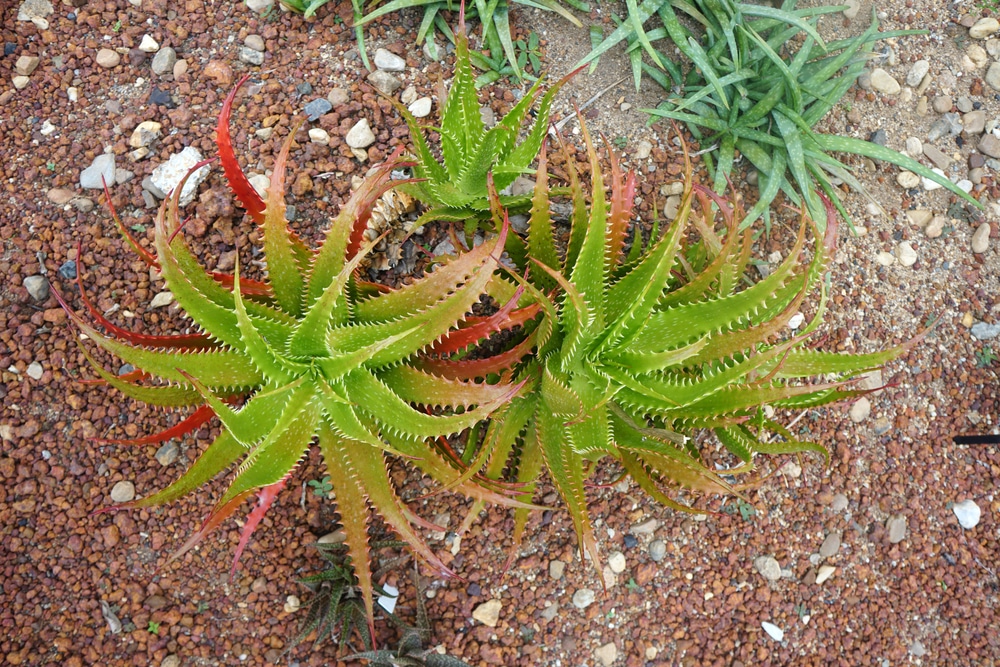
[{"xmin": 56, "ymin": 1, "xmax": 940, "ymax": 655}]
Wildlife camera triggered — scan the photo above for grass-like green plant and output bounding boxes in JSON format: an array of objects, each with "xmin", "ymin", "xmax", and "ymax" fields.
[
  {"xmin": 581, "ymin": 0, "xmax": 980, "ymax": 230},
  {"xmin": 57, "ymin": 78, "xmax": 525, "ymax": 638},
  {"xmin": 446, "ymin": 120, "xmax": 922, "ymax": 569},
  {"xmin": 391, "ymin": 10, "xmax": 576, "ymax": 229},
  {"xmin": 359, "ymin": 0, "xmax": 585, "ymax": 83}
]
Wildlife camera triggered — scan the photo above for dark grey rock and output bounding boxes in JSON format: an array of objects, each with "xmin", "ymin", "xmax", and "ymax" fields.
[
  {"xmin": 303, "ymin": 98, "xmax": 332, "ymax": 121},
  {"xmin": 971, "ymin": 322, "xmax": 1000, "ymax": 340},
  {"xmin": 296, "ymin": 82, "xmax": 313, "ymax": 96},
  {"xmin": 58, "ymin": 260, "xmax": 77, "ymax": 280},
  {"xmin": 868, "ymin": 128, "xmax": 887, "ymax": 146}
]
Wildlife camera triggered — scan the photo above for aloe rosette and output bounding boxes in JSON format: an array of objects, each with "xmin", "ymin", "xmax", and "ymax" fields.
[
  {"xmin": 458, "ymin": 120, "xmax": 920, "ymax": 570},
  {"xmin": 58, "ymin": 80, "xmax": 526, "ymax": 635},
  {"xmin": 390, "ymin": 7, "xmax": 577, "ymax": 231}
]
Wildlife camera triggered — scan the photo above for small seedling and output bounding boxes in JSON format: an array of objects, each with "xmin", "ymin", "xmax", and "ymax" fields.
[
  {"xmin": 625, "ymin": 578, "xmax": 641, "ymax": 593},
  {"xmin": 130, "ymin": 223, "xmax": 146, "ymax": 233},
  {"xmin": 976, "ymin": 346, "xmax": 997, "ymax": 368},
  {"xmin": 195, "ymin": 600, "xmax": 210, "ymax": 614},
  {"xmin": 794, "ymin": 602, "xmax": 809, "ymax": 619},
  {"xmin": 112, "ymin": 19, "xmax": 122, "ymax": 32},
  {"xmin": 307, "ymin": 475, "xmax": 333, "ymax": 499},
  {"xmin": 612, "ymin": 136, "xmax": 628, "ymax": 150},
  {"xmin": 147, "ymin": 620, "xmax": 161, "ymax": 635}
]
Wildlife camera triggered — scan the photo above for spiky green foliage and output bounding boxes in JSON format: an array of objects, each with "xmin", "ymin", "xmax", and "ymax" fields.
[
  {"xmin": 389, "ymin": 9, "xmax": 577, "ymax": 230},
  {"xmin": 58, "ymin": 81, "xmax": 524, "ymax": 640},
  {"xmin": 287, "ymin": 538, "xmax": 408, "ymax": 655},
  {"xmin": 463, "ymin": 121, "xmax": 920, "ymax": 570},
  {"xmin": 580, "ymin": 0, "xmax": 980, "ymax": 230}
]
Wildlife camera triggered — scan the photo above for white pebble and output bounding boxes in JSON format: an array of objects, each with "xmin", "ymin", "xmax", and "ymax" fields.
[
  {"xmin": 953, "ymin": 499, "xmax": 981, "ymax": 529},
  {"xmin": 607, "ymin": 551, "xmax": 627, "ymax": 574},
  {"xmin": 761, "ymin": 621, "xmax": 784, "ymax": 641},
  {"xmin": 110, "ymin": 480, "xmax": 136, "ymax": 503},
  {"xmin": 849, "ymin": 396, "xmax": 871, "ymax": 423},
  {"xmin": 815, "ymin": 565, "xmax": 836, "ymax": 585},
  {"xmin": 894, "ymin": 241, "xmax": 918, "ymax": 267},
  {"xmin": 308, "ymin": 128, "xmax": 330, "ymax": 145}
]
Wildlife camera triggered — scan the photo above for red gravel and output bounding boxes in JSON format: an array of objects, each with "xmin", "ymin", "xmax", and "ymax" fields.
[{"xmin": 1, "ymin": 1, "xmax": 997, "ymax": 666}]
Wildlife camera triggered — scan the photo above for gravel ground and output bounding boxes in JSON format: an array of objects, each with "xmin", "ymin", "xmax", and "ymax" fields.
[{"xmin": 1, "ymin": 0, "xmax": 998, "ymax": 666}]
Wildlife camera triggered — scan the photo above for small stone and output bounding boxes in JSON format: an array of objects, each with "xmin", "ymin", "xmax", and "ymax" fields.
[
  {"xmin": 26, "ymin": 362, "xmax": 43, "ymax": 380},
  {"xmin": 754, "ymin": 556, "xmax": 781, "ymax": 582},
  {"xmin": 110, "ymin": 481, "xmax": 135, "ymax": 503},
  {"xmin": 594, "ymin": 642, "xmax": 618, "ymax": 667},
  {"xmin": 964, "ymin": 110, "xmax": 987, "ymax": 136},
  {"xmin": 80, "ymin": 153, "xmax": 116, "ymax": 189},
  {"xmin": 95, "ymin": 48, "xmax": 120, "ymax": 69},
  {"xmin": 887, "ymin": 514, "xmax": 907, "ymax": 543},
  {"xmin": 149, "ymin": 291, "xmax": 174, "ymax": 308},
  {"xmin": 761, "ymin": 622, "xmax": 784, "ymax": 641},
  {"xmin": 67, "ymin": 86, "xmax": 78, "ymax": 102},
  {"xmin": 245, "ymin": 34, "xmax": 265, "ymax": 52},
  {"xmin": 345, "ymin": 118, "xmax": 376, "ymax": 148},
  {"xmin": 815, "ymin": 565, "xmax": 836, "ymax": 585},
  {"xmin": 12, "ymin": 76, "xmax": 30, "ymax": 90},
  {"xmin": 572, "ymin": 588, "xmax": 596, "ymax": 609},
  {"xmin": 327, "ymin": 88, "xmax": 349, "ymax": 106},
  {"xmin": 870, "ymin": 68, "xmax": 900, "ymax": 95},
  {"xmin": 909, "ymin": 641, "xmax": 927, "ymax": 658},
  {"xmin": 932, "ymin": 95, "xmax": 953, "ymax": 114},
  {"xmin": 922, "ymin": 144, "xmax": 952, "ymax": 170},
  {"xmin": 150, "ymin": 46, "xmax": 176, "ymax": 76},
  {"xmin": 630, "ymin": 518, "xmax": 659, "ymax": 535},
  {"xmin": 150, "ymin": 147, "xmax": 210, "ymax": 206},
  {"xmin": 308, "ymin": 128, "xmax": 330, "ymax": 145},
  {"xmin": 905, "ymin": 209, "xmax": 933, "ymax": 227},
  {"xmin": 607, "ymin": 551, "xmax": 627, "ymax": 574},
  {"xmin": 540, "ymin": 602, "xmax": 559, "ymax": 621},
  {"xmin": 970, "ymin": 17, "xmax": 1000, "ymax": 39},
  {"xmin": 148, "ymin": 87, "xmax": 174, "ymax": 107},
  {"xmin": 249, "ymin": 174, "xmax": 270, "ymax": 199},
  {"xmin": 408, "ymin": 96, "xmax": 432, "ymax": 118},
  {"xmin": 549, "ymin": 560, "xmax": 565, "ymax": 580},
  {"xmin": 979, "ymin": 133, "xmax": 1000, "ymax": 158},
  {"xmin": 972, "ymin": 322, "xmax": 1000, "ymax": 340},
  {"xmin": 956, "ymin": 179, "xmax": 973, "ymax": 194},
  {"xmin": 246, "ymin": 0, "xmax": 273, "ymax": 12},
  {"xmin": 472, "ymin": 599, "xmax": 502, "ymax": 627},
  {"xmin": 843, "ymin": 0, "xmax": 860, "ymax": 19},
  {"xmin": 921, "ymin": 168, "xmax": 946, "ymax": 191},
  {"xmin": 374, "ymin": 48, "xmax": 406, "ymax": 72},
  {"xmin": 161, "ymin": 655, "xmax": 181, "ymax": 667},
  {"xmin": 303, "ymin": 97, "xmax": 332, "ymax": 121},
  {"xmin": 986, "ymin": 62, "xmax": 1000, "ymax": 91},
  {"xmin": 896, "ymin": 171, "xmax": 920, "ymax": 189},
  {"xmin": 155, "ymin": 441, "xmax": 179, "ymax": 466},
  {"xmin": 283, "ymin": 595, "xmax": 300, "ymax": 613},
  {"xmin": 238, "ymin": 46, "xmax": 264, "ymax": 66},
  {"xmin": 868, "ymin": 128, "xmax": 887, "ymax": 146},
  {"xmin": 819, "ymin": 532, "xmax": 842, "ymax": 558},
  {"xmin": 24, "ymin": 275, "xmax": 49, "ymax": 301},
  {"xmin": 831, "ymin": 494, "xmax": 849, "ymax": 512},
  {"xmin": 894, "ymin": 241, "xmax": 917, "ymax": 267},
  {"xmin": 906, "ymin": 60, "xmax": 929, "ymax": 87},
  {"xmin": 636, "ymin": 140, "xmax": 653, "ymax": 159},
  {"xmin": 129, "ymin": 120, "xmax": 162, "ymax": 148},
  {"xmin": 904, "ymin": 137, "xmax": 922, "ymax": 156},
  {"xmin": 972, "ymin": 223, "xmax": 991, "ymax": 253},
  {"xmin": 58, "ymin": 260, "xmax": 77, "ymax": 280},
  {"xmin": 138, "ymin": 35, "xmax": 158, "ymax": 53},
  {"xmin": 969, "ymin": 45, "xmax": 989, "ymax": 69},
  {"xmin": 648, "ymin": 540, "xmax": 666, "ymax": 563},
  {"xmin": 953, "ymin": 499, "xmax": 982, "ymax": 529},
  {"xmin": 400, "ymin": 86, "xmax": 418, "ymax": 105},
  {"xmin": 15, "ymin": 55, "xmax": 39, "ymax": 76},
  {"xmin": 366, "ymin": 70, "xmax": 401, "ymax": 95},
  {"xmin": 925, "ymin": 216, "xmax": 946, "ymax": 238}
]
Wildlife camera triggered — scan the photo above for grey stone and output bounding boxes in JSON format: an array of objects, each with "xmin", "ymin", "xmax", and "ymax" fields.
[
  {"xmin": 15, "ymin": 55, "xmax": 39, "ymax": 76},
  {"xmin": 58, "ymin": 260, "xmax": 77, "ymax": 280},
  {"xmin": 594, "ymin": 642, "xmax": 618, "ymax": 667},
  {"xmin": 571, "ymin": 588, "xmax": 596, "ymax": 609},
  {"xmin": 630, "ymin": 518, "xmax": 659, "ymax": 535},
  {"xmin": 151, "ymin": 46, "xmax": 176, "ymax": 75},
  {"xmin": 932, "ymin": 95, "xmax": 953, "ymax": 114},
  {"xmin": 245, "ymin": 34, "xmax": 265, "ymax": 52},
  {"xmin": 819, "ymin": 532, "xmax": 842, "ymax": 558},
  {"xmin": 238, "ymin": 46, "xmax": 264, "ymax": 66},
  {"xmin": 549, "ymin": 560, "xmax": 565, "ymax": 580},
  {"xmin": 245, "ymin": 0, "xmax": 273, "ymax": 12},
  {"xmin": 956, "ymin": 96, "xmax": 974, "ymax": 113},
  {"xmin": 922, "ymin": 144, "xmax": 952, "ymax": 170},
  {"xmin": 887, "ymin": 514, "xmax": 907, "ymax": 544},
  {"xmin": 972, "ymin": 222, "xmax": 992, "ymax": 253},
  {"xmin": 964, "ymin": 110, "xmax": 987, "ymax": 135},
  {"xmin": 970, "ymin": 17, "xmax": 1000, "ymax": 39},
  {"xmin": 979, "ymin": 133, "xmax": 1000, "ymax": 158},
  {"xmin": 607, "ymin": 551, "xmax": 627, "ymax": 574},
  {"xmin": 303, "ymin": 98, "xmax": 332, "ymax": 121},
  {"xmin": 18, "ymin": 0, "xmax": 53, "ymax": 24},
  {"xmin": 849, "ymin": 396, "xmax": 871, "ymax": 422},
  {"xmin": 80, "ymin": 153, "xmax": 116, "ymax": 189},
  {"xmin": 830, "ymin": 494, "xmax": 849, "ymax": 512},
  {"xmin": 327, "ymin": 88, "xmax": 349, "ymax": 106},
  {"xmin": 374, "ymin": 48, "xmax": 406, "ymax": 72},
  {"xmin": 971, "ymin": 322, "xmax": 1000, "ymax": 340},
  {"xmin": 408, "ymin": 96, "xmax": 432, "ymax": 118},
  {"xmin": 906, "ymin": 209, "xmax": 933, "ymax": 227},
  {"xmin": 366, "ymin": 70, "xmax": 401, "ymax": 95},
  {"xmin": 754, "ymin": 555, "xmax": 781, "ymax": 582},
  {"xmin": 870, "ymin": 68, "xmax": 900, "ymax": 95},
  {"xmin": 96, "ymin": 48, "xmax": 120, "ymax": 69},
  {"xmin": 24, "ymin": 275, "xmax": 49, "ymax": 301},
  {"xmin": 648, "ymin": 540, "xmax": 667, "ymax": 563},
  {"xmin": 155, "ymin": 441, "xmax": 179, "ymax": 466},
  {"xmin": 869, "ymin": 128, "xmax": 887, "ymax": 146},
  {"xmin": 906, "ymin": 59, "xmax": 929, "ymax": 87},
  {"xmin": 540, "ymin": 602, "xmax": 559, "ymax": 621},
  {"xmin": 110, "ymin": 480, "xmax": 135, "ymax": 503},
  {"xmin": 986, "ymin": 62, "xmax": 1000, "ymax": 91}
]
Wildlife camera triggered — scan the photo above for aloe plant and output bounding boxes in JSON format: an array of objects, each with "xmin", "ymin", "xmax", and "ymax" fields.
[
  {"xmin": 57, "ymin": 79, "xmax": 525, "ymax": 639},
  {"xmin": 390, "ymin": 8, "xmax": 577, "ymax": 230},
  {"xmin": 580, "ymin": 0, "xmax": 980, "ymax": 230},
  {"xmin": 446, "ymin": 120, "xmax": 922, "ymax": 570}
]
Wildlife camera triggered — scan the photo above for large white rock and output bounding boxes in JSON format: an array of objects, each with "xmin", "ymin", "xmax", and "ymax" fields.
[
  {"xmin": 953, "ymin": 499, "xmax": 981, "ymax": 529},
  {"xmin": 150, "ymin": 146, "xmax": 211, "ymax": 206},
  {"xmin": 345, "ymin": 119, "xmax": 376, "ymax": 149},
  {"xmin": 80, "ymin": 153, "xmax": 116, "ymax": 189}
]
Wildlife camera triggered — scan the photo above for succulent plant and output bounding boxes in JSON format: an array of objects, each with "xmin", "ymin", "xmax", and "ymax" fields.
[
  {"xmin": 457, "ymin": 120, "xmax": 920, "ymax": 570},
  {"xmin": 389, "ymin": 7, "xmax": 576, "ymax": 231},
  {"xmin": 57, "ymin": 79, "xmax": 525, "ymax": 638}
]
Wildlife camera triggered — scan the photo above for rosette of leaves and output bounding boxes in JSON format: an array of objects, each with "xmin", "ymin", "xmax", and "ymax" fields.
[
  {"xmin": 57, "ymin": 80, "xmax": 526, "ymax": 638},
  {"xmin": 451, "ymin": 120, "xmax": 920, "ymax": 569},
  {"xmin": 388, "ymin": 7, "xmax": 576, "ymax": 230},
  {"xmin": 580, "ymin": 0, "xmax": 980, "ymax": 230}
]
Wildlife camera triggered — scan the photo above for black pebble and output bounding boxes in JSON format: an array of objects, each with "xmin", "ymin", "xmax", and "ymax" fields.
[
  {"xmin": 4, "ymin": 43, "xmax": 16, "ymax": 57},
  {"xmin": 467, "ymin": 583, "xmax": 482, "ymax": 596},
  {"xmin": 149, "ymin": 87, "xmax": 175, "ymax": 108},
  {"xmin": 624, "ymin": 534, "xmax": 638, "ymax": 549}
]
